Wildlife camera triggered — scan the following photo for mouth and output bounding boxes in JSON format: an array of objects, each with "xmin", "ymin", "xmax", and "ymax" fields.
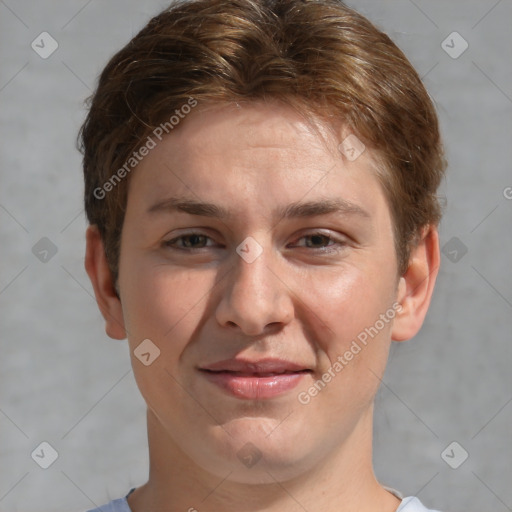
[
  {"xmin": 198, "ymin": 359, "xmax": 313, "ymax": 399},
  {"xmin": 201, "ymin": 369, "xmax": 311, "ymax": 376}
]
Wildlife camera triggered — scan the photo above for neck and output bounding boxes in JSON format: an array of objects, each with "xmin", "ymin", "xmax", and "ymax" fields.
[{"xmin": 127, "ymin": 404, "xmax": 400, "ymax": 512}]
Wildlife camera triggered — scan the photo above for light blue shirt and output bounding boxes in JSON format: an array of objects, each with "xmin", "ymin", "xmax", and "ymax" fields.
[{"xmin": 84, "ymin": 487, "xmax": 442, "ymax": 511}]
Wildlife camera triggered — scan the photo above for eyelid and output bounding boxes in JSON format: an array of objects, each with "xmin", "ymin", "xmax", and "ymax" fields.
[{"xmin": 292, "ymin": 229, "xmax": 346, "ymax": 243}]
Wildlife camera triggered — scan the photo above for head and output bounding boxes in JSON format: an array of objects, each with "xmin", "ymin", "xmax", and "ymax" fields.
[{"xmin": 81, "ymin": 0, "xmax": 445, "ymax": 484}]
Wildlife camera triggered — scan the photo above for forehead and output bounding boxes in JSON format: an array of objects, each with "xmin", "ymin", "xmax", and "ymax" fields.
[
  {"xmin": 179, "ymin": 101, "xmax": 333, "ymax": 152},
  {"xmin": 126, "ymin": 101, "xmax": 389, "ymax": 226}
]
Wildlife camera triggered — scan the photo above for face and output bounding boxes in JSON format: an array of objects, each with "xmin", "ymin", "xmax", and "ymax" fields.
[{"xmin": 116, "ymin": 101, "xmax": 403, "ymax": 483}]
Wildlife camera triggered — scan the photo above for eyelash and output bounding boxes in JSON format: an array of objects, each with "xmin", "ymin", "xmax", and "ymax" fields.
[{"xmin": 163, "ymin": 231, "xmax": 347, "ymax": 253}]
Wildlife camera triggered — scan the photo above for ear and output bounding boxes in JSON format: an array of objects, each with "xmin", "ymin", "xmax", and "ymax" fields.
[
  {"xmin": 84, "ymin": 224, "xmax": 127, "ymax": 340},
  {"xmin": 391, "ymin": 225, "xmax": 440, "ymax": 342}
]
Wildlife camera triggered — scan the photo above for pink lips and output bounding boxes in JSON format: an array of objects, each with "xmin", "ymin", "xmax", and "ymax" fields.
[{"xmin": 199, "ymin": 358, "xmax": 311, "ymax": 400}]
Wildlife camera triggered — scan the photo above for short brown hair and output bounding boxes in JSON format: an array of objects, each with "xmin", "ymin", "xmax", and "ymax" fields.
[{"xmin": 79, "ymin": 0, "xmax": 446, "ymax": 289}]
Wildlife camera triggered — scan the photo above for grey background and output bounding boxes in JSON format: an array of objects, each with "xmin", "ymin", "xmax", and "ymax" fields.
[{"xmin": 1, "ymin": 1, "xmax": 511, "ymax": 511}]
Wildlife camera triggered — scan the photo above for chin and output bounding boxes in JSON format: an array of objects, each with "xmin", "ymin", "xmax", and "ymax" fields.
[
  {"xmin": 199, "ymin": 450, "xmax": 315, "ymax": 485},
  {"xmin": 188, "ymin": 421, "xmax": 319, "ymax": 484}
]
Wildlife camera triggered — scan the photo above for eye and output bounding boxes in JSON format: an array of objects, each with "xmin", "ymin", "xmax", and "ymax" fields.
[
  {"xmin": 292, "ymin": 232, "xmax": 346, "ymax": 252},
  {"xmin": 163, "ymin": 232, "xmax": 217, "ymax": 250},
  {"xmin": 162, "ymin": 231, "xmax": 347, "ymax": 253}
]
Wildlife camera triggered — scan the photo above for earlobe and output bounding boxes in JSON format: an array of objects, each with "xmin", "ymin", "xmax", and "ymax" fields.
[
  {"xmin": 84, "ymin": 225, "xmax": 127, "ymax": 340},
  {"xmin": 391, "ymin": 226, "xmax": 440, "ymax": 342}
]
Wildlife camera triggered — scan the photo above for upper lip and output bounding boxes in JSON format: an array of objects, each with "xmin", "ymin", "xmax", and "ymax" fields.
[{"xmin": 199, "ymin": 358, "xmax": 311, "ymax": 374}]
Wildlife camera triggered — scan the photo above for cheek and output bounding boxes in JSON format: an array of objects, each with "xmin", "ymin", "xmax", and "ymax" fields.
[
  {"xmin": 303, "ymin": 265, "xmax": 394, "ymax": 345},
  {"xmin": 299, "ymin": 263, "xmax": 397, "ymax": 407},
  {"xmin": 121, "ymin": 258, "xmax": 216, "ymax": 355},
  {"xmin": 120, "ymin": 261, "xmax": 217, "ymax": 407},
  {"xmin": 293, "ymin": 271, "xmax": 396, "ymax": 425}
]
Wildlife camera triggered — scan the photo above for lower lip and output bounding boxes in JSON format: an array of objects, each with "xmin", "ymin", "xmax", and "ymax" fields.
[{"xmin": 200, "ymin": 370, "xmax": 308, "ymax": 399}]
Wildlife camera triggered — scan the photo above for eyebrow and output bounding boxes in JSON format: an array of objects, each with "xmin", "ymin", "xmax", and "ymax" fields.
[{"xmin": 147, "ymin": 196, "xmax": 370, "ymax": 221}]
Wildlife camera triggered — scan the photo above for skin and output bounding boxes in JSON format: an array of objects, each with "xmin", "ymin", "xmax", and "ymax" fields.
[{"xmin": 85, "ymin": 100, "xmax": 440, "ymax": 512}]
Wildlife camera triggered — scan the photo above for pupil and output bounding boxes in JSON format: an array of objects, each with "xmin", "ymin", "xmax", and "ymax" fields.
[
  {"xmin": 186, "ymin": 235, "xmax": 204, "ymax": 247},
  {"xmin": 309, "ymin": 235, "xmax": 326, "ymax": 247}
]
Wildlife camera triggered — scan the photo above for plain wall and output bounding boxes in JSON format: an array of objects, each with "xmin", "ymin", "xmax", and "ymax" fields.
[{"xmin": 1, "ymin": 1, "xmax": 511, "ymax": 511}]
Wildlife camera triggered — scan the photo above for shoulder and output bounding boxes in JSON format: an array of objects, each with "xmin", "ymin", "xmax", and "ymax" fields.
[
  {"xmin": 397, "ymin": 496, "xmax": 443, "ymax": 512},
  {"xmin": 83, "ymin": 496, "xmax": 132, "ymax": 512},
  {"xmin": 384, "ymin": 486, "xmax": 442, "ymax": 512},
  {"xmin": 82, "ymin": 491, "xmax": 441, "ymax": 512}
]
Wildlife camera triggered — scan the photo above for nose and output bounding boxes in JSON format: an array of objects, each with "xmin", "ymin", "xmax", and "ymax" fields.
[{"xmin": 214, "ymin": 239, "xmax": 294, "ymax": 336}]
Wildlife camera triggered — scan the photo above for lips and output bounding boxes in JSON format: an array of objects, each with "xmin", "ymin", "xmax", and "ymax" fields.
[{"xmin": 198, "ymin": 358, "xmax": 312, "ymax": 400}]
